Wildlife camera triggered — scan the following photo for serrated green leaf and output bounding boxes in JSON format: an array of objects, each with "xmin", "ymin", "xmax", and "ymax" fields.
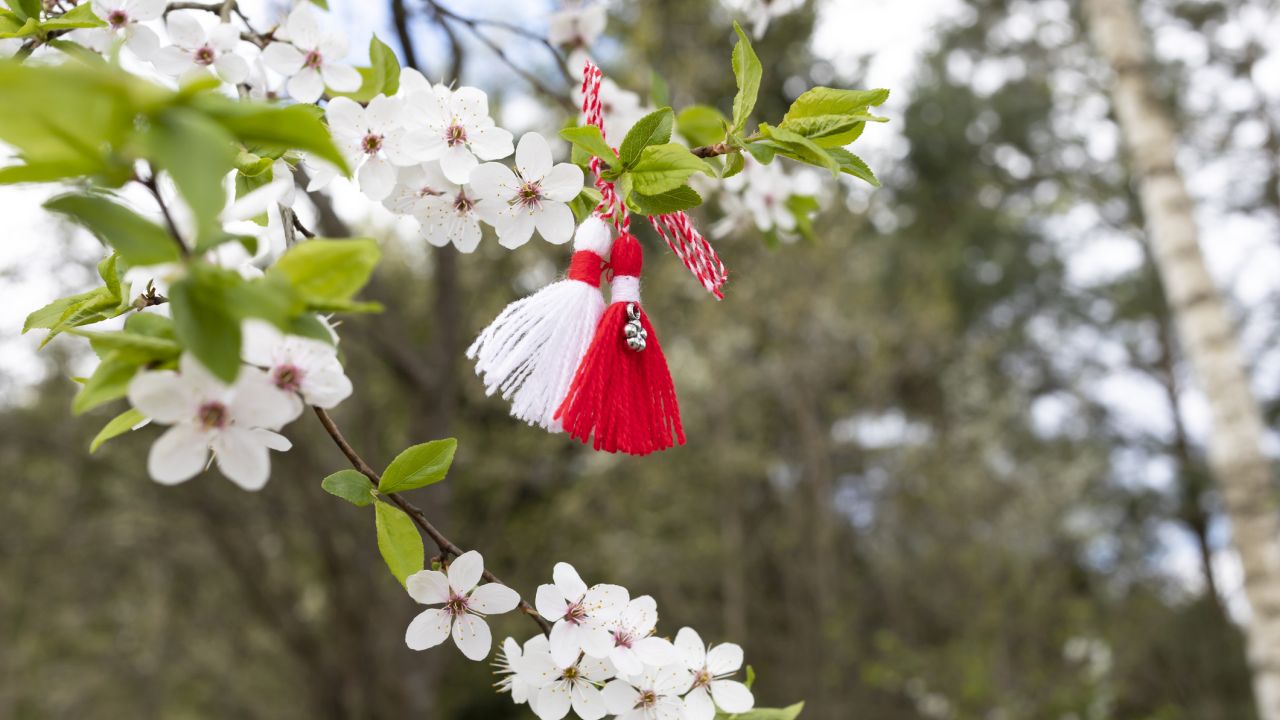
[
  {"xmin": 24, "ymin": 288, "xmax": 110, "ymax": 334},
  {"xmin": 780, "ymin": 87, "xmax": 888, "ymax": 147},
  {"xmin": 629, "ymin": 185, "xmax": 701, "ymax": 215},
  {"xmin": 375, "ymin": 501, "xmax": 424, "ymax": 585},
  {"xmin": 322, "ymin": 469, "xmax": 375, "ymax": 506},
  {"xmin": 45, "ymin": 193, "xmax": 180, "ymax": 267},
  {"xmin": 379, "ymin": 438, "xmax": 457, "ymax": 494},
  {"xmin": 560, "ymin": 125, "xmax": 617, "ymax": 168},
  {"xmin": 90, "ymin": 408, "xmax": 146, "ymax": 453},
  {"xmin": 269, "ymin": 238, "xmax": 380, "ymax": 306},
  {"xmin": 826, "ymin": 147, "xmax": 879, "ymax": 186},
  {"xmin": 331, "ymin": 35, "xmax": 401, "ymax": 103},
  {"xmin": 730, "ymin": 22, "xmax": 762, "ymax": 133},
  {"xmin": 70, "ymin": 328, "xmax": 182, "ymax": 362},
  {"xmin": 145, "ymin": 108, "xmax": 237, "ymax": 246},
  {"xmin": 629, "ymin": 144, "xmax": 714, "ymax": 195},
  {"xmin": 619, "ymin": 107, "xmax": 674, "ymax": 168},
  {"xmin": 778, "ymin": 114, "xmax": 877, "ymax": 147}
]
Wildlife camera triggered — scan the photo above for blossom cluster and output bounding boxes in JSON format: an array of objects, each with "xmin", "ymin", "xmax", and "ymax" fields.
[
  {"xmin": 127, "ymin": 320, "xmax": 352, "ymax": 490},
  {"xmin": 403, "ymin": 557, "xmax": 755, "ymax": 720}
]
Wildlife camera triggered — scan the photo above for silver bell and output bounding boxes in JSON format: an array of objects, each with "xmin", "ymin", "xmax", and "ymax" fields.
[
  {"xmin": 624, "ymin": 323, "xmax": 640, "ymax": 338},
  {"xmin": 626, "ymin": 336, "xmax": 647, "ymax": 351}
]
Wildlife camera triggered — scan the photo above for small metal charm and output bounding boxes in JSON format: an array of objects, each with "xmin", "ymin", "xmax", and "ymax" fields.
[{"xmin": 624, "ymin": 302, "xmax": 647, "ymax": 352}]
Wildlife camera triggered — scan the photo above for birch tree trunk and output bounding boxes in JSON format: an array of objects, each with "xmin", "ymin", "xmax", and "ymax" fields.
[{"xmin": 1083, "ymin": 0, "xmax": 1280, "ymax": 715}]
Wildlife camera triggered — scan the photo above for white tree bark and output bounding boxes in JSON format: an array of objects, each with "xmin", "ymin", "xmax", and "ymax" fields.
[{"xmin": 1083, "ymin": 0, "xmax": 1280, "ymax": 716}]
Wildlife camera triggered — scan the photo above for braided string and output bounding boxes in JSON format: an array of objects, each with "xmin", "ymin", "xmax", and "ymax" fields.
[{"xmin": 581, "ymin": 61, "xmax": 630, "ymax": 235}]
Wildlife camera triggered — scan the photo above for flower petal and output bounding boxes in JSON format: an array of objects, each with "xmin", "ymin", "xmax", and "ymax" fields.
[
  {"xmin": 405, "ymin": 607, "xmax": 452, "ymax": 650},
  {"xmin": 439, "ymin": 144, "xmax": 478, "ymax": 184},
  {"xmin": 705, "ymin": 642, "xmax": 744, "ymax": 676},
  {"xmin": 452, "ymin": 216, "xmax": 482, "ymax": 254},
  {"xmin": 549, "ymin": 619, "xmax": 583, "ymax": 667},
  {"xmin": 261, "ymin": 41, "xmax": 305, "ymax": 75},
  {"xmin": 515, "ymin": 132, "xmax": 553, "ymax": 179},
  {"xmin": 165, "ymin": 9, "xmax": 206, "ymax": 48},
  {"xmin": 674, "ymin": 627, "xmax": 706, "ymax": 670},
  {"xmin": 634, "ymin": 636, "xmax": 677, "ymax": 668},
  {"xmin": 151, "ymin": 45, "xmax": 195, "ymax": 76},
  {"xmin": 535, "ymin": 584, "xmax": 569, "ymax": 621},
  {"xmin": 579, "ymin": 620, "xmax": 615, "ymax": 660},
  {"xmin": 651, "ymin": 664, "xmax": 695, "ymax": 695},
  {"xmin": 469, "ymin": 583, "xmax": 520, "ymax": 615},
  {"xmin": 128, "ymin": 369, "xmax": 196, "ymax": 423},
  {"xmin": 602, "ymin": 680, "xmax": 640, "ymax": 716},
  {"xmin": 535, "ymin": 682, "xmax": 572, "ymax": 720},
  {"xmin": 496, "ymin": 211, "xmax": 536, "ymax": 249},
  {"xmin": 300, "ymin": 364, "xmax": 353, "ymax": 409},
  {"xmin": 284, "ymin": 3, "xmax": 321, "ymax": 49},
  {"xmin": 709, "ymin": 679, "xmax": 754, "ymax": 713},
  {"xmin": 571, "ymin": 682, "xmax": 608, "ymax": 720},
  {"xmin": 406, "ymin": 569, "xmax": 450, "ymax": 605},
  {"xmin": 147, "ymin": 423, "xmax": 209, "ymax": 484},
  {"xmin": 358, "ymin": 156, "xmax": 396, "ymax": 201},
  {"xmin": 124, "ymin": 23, "xmax": 159, "ymax": 59},
  {"xmin": 447, "ymin": 550, "xmax": 484, "ymax": 594},
  {"xmin": 540, "ymin": 163, "xmax": 585, "ymax": 202},
  {"xmin": 214, "ymin": 53, "xmax": 249, "ymax": 84},
  {"xmin": 684, "ymin": 687, "xmax": 715, "ymax": 720},
  {"xmin": 609, "ymin": 647, "xmax": 644, "ymax": 677},
  {"xmin": 229, "ymin": 367, "xmax": 303, "ymax": 429},
  {"xmin": 211, "ymin": 425, "xmax": 273, "ymax": 490},
  {"xmin": 449, "ymin": 86, "xmax": 489, "ymax": 121},
  {"xmin": 287, "ymin": 67, "xmax": 324, "ymax": 104},
  {"xmin": 533, "ymin": 202, "xmax": 575, "ymax": 245},
  {"xmin": 451, "ymin": 612, "xmax": 492, "ymax": 660},
  {"xmin": 325, "ymin": 96, "xmax": 366, "ymax": 137},
  {"xmin": 468, "ymin": 162, "xmax": 519, "ymax": 203},
  {"xmin": 321, "ymin": 61, "xmax": 361, "ymax": 92},
  {"xmin": 582, "ymin": 583, "xmax": 628, "ymax": 618},
  {"xmin": 469, "ymin": 125, "xmax": 514, "ymax": 160}
]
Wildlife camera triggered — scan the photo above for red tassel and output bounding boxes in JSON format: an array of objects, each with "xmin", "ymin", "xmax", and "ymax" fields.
[{"xmin": 555, "ymin": 234, "xmax": 684, "ymax": 455}]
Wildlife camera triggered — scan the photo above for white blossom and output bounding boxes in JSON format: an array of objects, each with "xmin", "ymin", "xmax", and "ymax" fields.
[
  {"xmin": 259, "ymin": 4, "xmax": 360, "ymax": 103},
  {"xmin": 241, "ymin": 319, "xmax": 352, "ymax": 414},
  {"xmin": 127, "ymin": 353, "xmax": 298, "ymax": 490},
  {"xmin": 496, "ymin": 635, "xmax": 547, "ymax": 706},
  {"xmin": 386, "ymin": 164, "xmax": 491, "ymax": 253},
  {"xmin": 603, "ymin": 596, "xmax": 678, "ymax": 676},
  {"xmin": 470, "ymin": 133, "xmax": 584, "ymax": 249},
  {"xmin": 548, "ymin": 3, "xmax": 607, "ymax": 49},
  {"xmin": 326, "ymin": 95, "xmax": 432, "ymax": 201},
  {"xmin": 409, "ymin": 85, "xmax": 514, "ymax": 184},
  {"xmin": 602, "ymin": 664, "xmax": 694, "ymax": 720},
  {"xmin": 152, "ymin": 10, "xmax": 248, "ymax": 84},
  {"xmin": 674, "ymin": 628, "xmax": 754, "ymax": 720},
  {"xmin": 535, "ymin": 562, "xmax": 629, "ymax": 667},
  {"xmin": 517, "ymin": 636, "xmax": 616, "ymax": 720},
  {"xmin": 74, "ymin": 0, "xmax": 164, "ymax": 59},
  {"xmin": 405, "ymin": 550, "xmax": 521, "ymax": 661}
]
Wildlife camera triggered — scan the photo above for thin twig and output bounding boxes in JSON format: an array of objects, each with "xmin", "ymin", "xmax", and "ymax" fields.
[
  {"xmin": 313, "ymin": 407, "xmax": 552, "ymax": 634},
  {"xmin": 139, "ymin": 172, "xmax": 190, "ymax": 258}
]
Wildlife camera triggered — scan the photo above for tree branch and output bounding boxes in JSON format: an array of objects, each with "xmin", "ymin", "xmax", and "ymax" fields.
[{"xmin": 313, "ymin": 407, "xmax": 552, "ymax": 635}]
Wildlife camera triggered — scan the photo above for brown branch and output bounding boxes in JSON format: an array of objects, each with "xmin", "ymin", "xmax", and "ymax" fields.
[
  {"xmin": 692, "ymin": 142, "xmax": 734, "ymax": 158},
  {"xmin": 139, "ymin": 172, "xmax": 190, "ymax": 258},
  {"xmin": 312, "ymin": 407, "xmax": 552, "ymax": 635}
]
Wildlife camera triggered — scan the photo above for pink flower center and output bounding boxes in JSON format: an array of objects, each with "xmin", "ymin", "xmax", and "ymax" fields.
[
  {"xmin": 611, "ymin": 629, "xmax": 635, "ymax": 649},
  {"xmin": 691, "ymin": 669, "xmax": 712, "ymax": 690},
  {"xmin": 514, "ymin": 181, "xmax": 543, "ymax": 209},
  {"xmin": 106, "ymin": 9, "xmax": 129, "ymax": 28},
  {"xmin": 303, "ymin": 49, "xmax": 323, "ymax": 69},
  {"xmin": 193, "ymin": 46, "xmax": 216, "ymax": 66},
  {"xmin": 637, "ymin": 690, "xmax": 658, "ymax": 708},
  {"xmin": 444, "ymin": 592, "xmax": 470, "ymax": 618},
  {"xmin": 361, "ymin": 133, "xmax": 383, "ymax": 155},
  {"xmin": 453, "ymin": 190, "xmax": 475, "ymax": 214},
  {"xmin": 272, "ymin": 364, "xmax": 304, "ymax": 393},
  {"xmin": 445, "ymin": 122, "xmax": 467, "ymax": 147},
  {"xmin": 197, "ymin": 401, "xmax": 228, "ymax": 430},
  {"xmin": 563, "ymin": 599, "xmax": 588, "ymax": 625}
]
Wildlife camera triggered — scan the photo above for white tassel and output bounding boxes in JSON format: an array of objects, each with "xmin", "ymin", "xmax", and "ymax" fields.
[{"xmin": 467, "ymin": 217, "xmax": 612, "ymax": 431}]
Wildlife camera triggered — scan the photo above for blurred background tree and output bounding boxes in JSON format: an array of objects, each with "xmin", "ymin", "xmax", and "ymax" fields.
[{"xmin": 1, "ymin": 0, "xmax": 1275, "ymax": 718}]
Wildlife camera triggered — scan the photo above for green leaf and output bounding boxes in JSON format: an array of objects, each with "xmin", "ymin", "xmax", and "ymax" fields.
[
  {"xmin": 124, "ymin": 311, "xmax": 175, "ymax": 339},
  {"xmin": 331, "ymin": 35, "xmax": 401, "ymax": 103},
  {"xmin": 716, "ymin": 703, "xmax": 804, "ymax": 720},
  {"xmin": 777, "ymin": 114, "xmax": 876, "ymax": 147},
  {"xmin": 730, "ymin": 21, "xmax": 762, "ymax": 133},
  {"xmin": 322, "ymin": 469, "xmax": 375, "ymax": 507},
  {"xmin": 70, "ymin": 328, "xmax": 182, "ymax": 362},
  {"xmin": 198, "ymin": 100, "xmax": 350, "ymax": 175},
  {"xmin": 24, "ymin": 288, "xmax": 111, "ymax": 334},
  {"xmin": 73, "ymin": 353, "xmax": 139, "ymax": 415},
  {"xmin": 619, "ymin": 107, "xmax": 674, "ymax": 168},
  {"xmin": 649, "ymin": 71, "xmax": 669, "ymax": 107},
  {"xmin": 742, "ymin": 141, "xmax": 776, "ymax": 165},
  {"xmin": 168, "ymin": 266, "xmax": 243, "ymax": 383},
  {"xmin": 0, "ymin": 158, "xmax": 102, "ymax": 184},
  {"xmin": 676, "ymin": 105, "xmax": 729, "ymax": 148},
  {"xmin": 5, "ymin": 0, "xmax": 38, "ymax": 21},
  {"xmin": 559, "ymin": 125, "xmax": 617, "ymax": 168},
  {"xmin": 145, "ymin": 108, "xmax": 237, "ymax": 246},
  {"xmin": 629, "ymin": 143, "xmax": 714, "ymax": 195},
  {"xmin": 269, "ymin": 238, "xmax": 381, "ymax": 306},
  {"xmin": 780, "ymin": 87, "xmax": 888, "ymax": 147},
  {"xmin": 45, "ymin": 193, "xmax": 180, "ymax": 266},
  {"xmin": 786, "ymin": 194, "xmax": 820, "ymax": 241},
  {"xmin": 90, "ymin": 408, "xmax": 146, "ymax": 453},
  {"xmin": 760, "ymin": 124, "xmax": 839, "ymax": 175},
  {"xmin": 628, "ymin": 185, "xmax": 702, "ymax": 215},
  {"xmin": 721, "ymin": 151, "xmax": 745, "ymax": 179},
  {"xmin": 379, "ymin": 438, "xmax": 457, "ymax": 494},
  {"xmin": 375, "ymin": 501, "xmax": 424, "ymax": 585},
  {"xmin": 568, "ymin": 187, "xmax": 603, "ymax": 223},
  {"xmin": 40, "ymin": 2, "xmax": 105, "ymax": 30},
  {"xmin": 826, "ymin": 147, "xmax": 880, "ymax": 186}
]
